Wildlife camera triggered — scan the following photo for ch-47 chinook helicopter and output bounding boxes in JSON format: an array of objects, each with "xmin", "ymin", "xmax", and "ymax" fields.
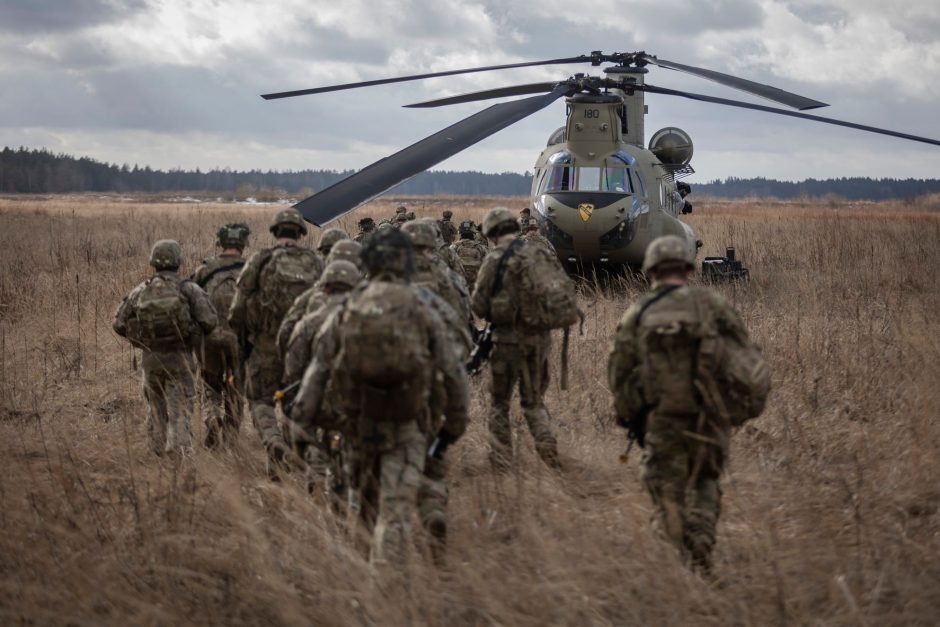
[{"xmin": 262, "ymin": 51, "xmax": 940, "ymax": 275}]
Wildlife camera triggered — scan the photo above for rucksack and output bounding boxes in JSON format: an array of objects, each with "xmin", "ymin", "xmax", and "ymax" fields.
[
  {"xmin": 197, "ymin": 261, "xmax": 244, "ymax": 327},
  {"xmin": 132, "ymin": 276, "xmax": 193, "ymax": 349},
  {"xmin": 338, "ymin": 282, "xmax": 432, "ymax": 420},
  {"xmin": 490, "ymin": 240, "xmax": 579, "ymax": 331},
  {"xmin": 636, "ymin": 286, "xmax": 769, "ymax": 426},
  {"xmin": 453, "ymin": 240, "xmax": 485, "ymax": 286},
  {"xmin": 257, "ymin": 247, "xmax": 320, "ymax": 328}
]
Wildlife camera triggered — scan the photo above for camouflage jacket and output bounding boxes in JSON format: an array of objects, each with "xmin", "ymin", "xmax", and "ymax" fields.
[
  {"xmin": 471, "ymin": 237, "xmax": 550, "ymax": 345},
  {"xmin": 191, "ymin": 253, "xmax": 245, "ymax": 332},
  {"xmin": 438, "ymin": 219, "xmax": 457, "ymax": 245},
  {"xmin": 228, "ymin": 243, "xmax": 324, "ymax": 345},
  {"xmin": 277, "ymin": 284, "xmax": 328, "ymax": 358},
  {"xmin": 113, "ymin": 271, "xmax": 218, "ymax": 349},
  {"xmin": 353, "ymin": 230, "xmax": 374, "ymax": 245},
  {"xmin": 438, "ymin": 244, "xmax": 467, "ymax": 279},
  {"xmin": 282, "ymin": 291, "xmax": 349, "ymax": 385},
  {"xmin": 291, "ymin": 278, "xmax": 469, "ymax": 440},
  {"xmin": 607, "ymin": 282, "xmax": 748, "ymax": 422},
  {"xmin": 412, "ymin": 253, "xmax": 472, "ymax": 327},
  {"xmin": 451, "ymin": 238, "xmax": 488, "ymax": 289},
  {"xmin": 523, "ymin": 231, "xmax": 556, "ymax": 256}
]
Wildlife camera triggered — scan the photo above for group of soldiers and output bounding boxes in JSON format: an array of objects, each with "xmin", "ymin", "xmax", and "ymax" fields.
[{"xmin": 113, "ymin": 203, "xmax": 767, "ymax": 575}]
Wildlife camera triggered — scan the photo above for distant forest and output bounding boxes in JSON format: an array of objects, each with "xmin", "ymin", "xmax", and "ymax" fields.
[{"xmin": 2, "ymin": 146, "xmax": 939, "ymax": 200}]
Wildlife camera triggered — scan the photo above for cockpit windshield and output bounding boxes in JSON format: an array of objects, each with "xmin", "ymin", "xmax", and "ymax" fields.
[{"xmin": 539, "ymin": 151, "xmax": 640, "ymax": 194}]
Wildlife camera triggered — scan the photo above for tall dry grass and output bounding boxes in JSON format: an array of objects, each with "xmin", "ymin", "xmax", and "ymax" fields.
[{"xmin": 0, "ymin": 194, "xmax": 938, "ymax": 625}]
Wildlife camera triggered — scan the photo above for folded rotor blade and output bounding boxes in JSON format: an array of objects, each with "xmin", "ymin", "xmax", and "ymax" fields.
[
  {"xmin": 404, "ymin": 82, "xmax": 560, "ymax": 108},
  {"xmin": 261, "ymin": 57, "xmax": 588, "ymax": 100},
  {"xmin": 293, "ymin": 85, "xmax": 575, "ymax": 226},
  {"xmin": 642, "ymin": 84, "xmax": 940, "ymax": 147},
  {"xmin": 639, "ymin": 54, "xmax": 828, "ymax": 111}
]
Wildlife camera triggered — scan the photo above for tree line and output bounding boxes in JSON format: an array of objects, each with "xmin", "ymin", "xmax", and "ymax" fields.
[{"xmin": 2, "ymin": 147, "xmax": 939, "ymax": 200}]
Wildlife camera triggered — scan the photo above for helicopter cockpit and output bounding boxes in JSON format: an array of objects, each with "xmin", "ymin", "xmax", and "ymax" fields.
[{"xmin": 535, "ymin": 151, "xmax": 646, "ymax": 196}]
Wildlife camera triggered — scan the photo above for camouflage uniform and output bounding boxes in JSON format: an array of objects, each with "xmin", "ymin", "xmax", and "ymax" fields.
[
  {"xmin": 520, "ymin": 218, "xmax": 557, "ymax": 255},
  {"xmin": 451, "ymin": 221, "xmax": 488, "ymax": 289},
  {"xmin": 229, "ymin": 209, "xmax": 324, "ymax": 476},
  {"xmin": 471, "ymin": 208, "xmax": 560, "ymax": 470},
  {"xmin": 354, "ymin": 218, "xmax": 376, "ymax": 245},
  {"xmin": 113, "ymin": 240, "xmax": 218, "ymax": 455},
  {"xmin": 438, "ymin": 210, "xmax": 457, "ymax": 245},
  {"xmin": 607, "ymin": 235, "xmax": 749, "ymax": 572},
  {"xmin": 290, "ymin": 230, "xmax": 468, "ymax": 568}
]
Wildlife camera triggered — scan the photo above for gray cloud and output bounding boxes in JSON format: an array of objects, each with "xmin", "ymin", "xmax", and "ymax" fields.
[{"xmin": 0, "ymin": 0, "xmax": 149, "ymax": 33}]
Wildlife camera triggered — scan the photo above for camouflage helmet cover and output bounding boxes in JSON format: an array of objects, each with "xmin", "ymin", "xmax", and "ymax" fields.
[
  {"xmin": 401, "ymin": 220, "xmax": 437, "ymax": 249},
  {"xmin": 317, "ymin": 228, "xmax": 348, "ymax": 254},
  {"xmin": 216, "ymin": 222, "xmax": 250, "ymax": 249},
  {"xmin": 326, "ymin": 239, "xmax": 363, "ymax": 269},
  {"xmin": 150, "ymin": 239, "xmax": 183, "ymax": 270},
  {"xmin": 642, "ymin": 235, "xmax": 694, "ymax": 274},
  {"xmin": 317, "ymin": 259, "xmax": 360, "ymax": 289},
  {"xmin": 482, "ymin": 206, "xmax": 517, "ymax": 237},
  {"xmin": 395, "ymin": 205, "xmax": 407, "ymax": 214},
  {"xmin": 361, "ymin": 228, "xmax": 415, "ymax": 279},
  {"xmin": 269, "ymin": 207, "xmax": 308, "ymax": 236}
]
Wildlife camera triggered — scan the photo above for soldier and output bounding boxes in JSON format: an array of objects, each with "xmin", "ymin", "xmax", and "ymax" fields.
[
  {"xmin": 289, "ymin": 229, "xmax": 469, "ymax": 569},
  {"xmin": 113, "ymin": 240, "xmax": 218, "ymax": 456},
  {"xmin": 438, "ymin": 210, "xmax": 457, "ymax": 245},
  {"xmin": 452, "ymin": 219, "xmax": 489, "ymax": 288},
  {"xmin": 471, "ymin": 207, "xmax": 562, "ymax": 471},
  {"xmin": 191, "ymin": 223, "xmax": 251, "ymax": 448},
  {"xmin": 520, "ymin": 217, "xmax": 556, "ymax": 255},
  {"xmin": 519, "ymin": 207, "xmax": 531, "ymax": 221},
  {"xmin": 229, "ymin": 208, "xmax": 324, "ymax": 479},
  {"xmin": 607, "ymin": 235, "xmax": 768, "ymax": 573},
  {"xmin": 354, "ymin": 217, "xmax": 376, "ymax": 244},
  {"xmin": 326, "ymin": 239, "xmax": 364, "ymax": 271},
  {"xmin": 317, "ymin": 227, "xmax": 349, "ymax": 257}
]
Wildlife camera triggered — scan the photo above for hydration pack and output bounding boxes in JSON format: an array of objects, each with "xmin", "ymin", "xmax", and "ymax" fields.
[
  {"xmin": 490, "ymin": 240, "xmax": 579, "ymax": 331},
  {"xmin": 258, "ymin": 247, "xmax": 320, "ymax": 328},
  {"xmin": 132, "ymin": 276, "xmax": 192, "ymax": 349}
]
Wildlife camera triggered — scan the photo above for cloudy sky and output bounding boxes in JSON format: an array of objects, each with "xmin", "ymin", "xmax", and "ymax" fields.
[{"xmin": 1, "ymin": 0, "xmax": 938, "ymax": 182}]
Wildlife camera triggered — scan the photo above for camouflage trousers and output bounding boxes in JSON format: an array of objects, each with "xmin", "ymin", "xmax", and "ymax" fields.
[
  {"xmin": 244, "ymin": 343, "xmax": 286, "ymax": 452},
  {"xmin": 417, "ymin": 451, "xmax": 449, "ymax": 563},
  {"xmin": 199, "ymin": 342, "xmax": 244, "ymax": 448},
  {"xmin": 141, "ymin": 349, "xmax": 196, "ymax": 455},
  {"xmin": 641, "ymin": 411, "xmax": 728, "ymax": 572},
  {"xmin": 488, "ymin": 340, "xmax": 559, "ymax": 468},
  {"xmin": 353, "ymin": 419, "xmax": 426, "ymax": 569}
]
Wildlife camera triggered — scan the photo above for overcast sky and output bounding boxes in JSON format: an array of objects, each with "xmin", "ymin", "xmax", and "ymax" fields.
[{"xmin": 1, "ymin": 0, "xmax": 938, "ymax": 182}]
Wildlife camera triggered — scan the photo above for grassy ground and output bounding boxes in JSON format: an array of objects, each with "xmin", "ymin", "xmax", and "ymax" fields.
[{"xmin": 0, "ymin": 194, "xmax": 938, "ymax": 625}]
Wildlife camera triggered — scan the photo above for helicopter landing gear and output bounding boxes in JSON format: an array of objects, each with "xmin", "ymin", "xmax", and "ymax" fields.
[{"xmin": 702, "ymin": 247, "xmax": 750, "ymax": 282}]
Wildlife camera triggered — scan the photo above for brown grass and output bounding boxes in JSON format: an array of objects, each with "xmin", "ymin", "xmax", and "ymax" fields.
[{"xmin": 1, "ymin": 194, "xmax": 939, "ymax": 625}]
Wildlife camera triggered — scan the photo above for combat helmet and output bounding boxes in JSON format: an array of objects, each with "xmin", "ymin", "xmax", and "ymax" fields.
[
  {"xmin": 642, "ymin": 235, "xmax": 694, "ymax": 275},
  {"xmin": 326, "ymin": 239, "xmax": 363, "ymax": 270},
  {"xmin": 150, "ymin": 239, "xmax": 183, "ymax": 270},
  {"xmin": 269, "ymin": 207, "xmax": 308, "ymax": 237},
  {"xmin": 458, "ymin": 220, "xmax": 476, "ymax": 238},
  {"xmin": 317, "ymin": 259, "xmax": 360, "ymax": 290},
  {"xmin": 519, "ymin": 217, "xmax": 539, "ymax": 232},
  {"xmin": 482, "ymin": 206, "xmax": 519, "ymax": 238},
  {"xmin": 401, "ymin": 220, "xmax": 437, "ymax": 249},
  {"xmin": 216, "ymin": 222, "xmax": 251, "ymax": 249},
  {"xmin": 395, "ymin": 205, "xmax": 407, "ymax": 215},
  {"xmin": 317, "ymin": 228, "xmax": 348, "ymax": 255},
  {"xmin": 358, "ymin": 216, "xmax": 375, "ymax": 231},
  {"xmin": 361, "ymin": 228, "xmax": 415, "ymax": 279},
  {"xmin": 442, "ymin": 210, "xmax": 453, "ymax": 220}
]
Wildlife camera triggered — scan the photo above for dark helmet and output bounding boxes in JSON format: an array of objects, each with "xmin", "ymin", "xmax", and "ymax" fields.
[
  {"xmin": 442, "ymin": 210, "xmax": 453, "ymax": 220},
  {"xmin": 317, "ymin": 228, "xmax": 348, "ymax": 255},
  {"xmin": 150, "ymin": 239, "xmax": 183, "ymax": 270},
  {"xmin": 361, "ymin": 228, "xmax": 415, "ymax": 279},
  {"xmin": 216, "ymin": 222, "xmax": 251, "ymax": 249},
  {"xmin": 358, "ymin": 216, "xmax": 375, "ymax": 230},
  {"xmin": 519, "ymin": 217, "xmax": 539, "ymax": 232},
  {"xmin": 269, "ymin": 207, "xmax": 308, "ymax": 237},
  {"xmin": 458, "ymin": 220, "xmax": 476, "ymax": 237},
  {"xmin": 395, "ymin": 205, "xmax": 407, "ymax": 215}
]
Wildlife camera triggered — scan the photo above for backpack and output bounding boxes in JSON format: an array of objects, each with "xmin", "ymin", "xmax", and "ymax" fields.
[
  {"xmin": 453, "ymin": 239, "xmax": 485, "ymax": 286},
  {"xmin": 490, "ymin": 240, "xmax": 579, "ymax": 331},
  {"xmin": 338, "ymin": 282, "xmax": 432, "ymax": 420},
  {"xmin": 132, "ymin": 276, "xmax": 193, "ymax": 349},
  {"xmin": 258, "ymin": 247, "xmax": 320, "ymax": 328},
  {"xmin": 636, "ymin": 287, "xmax": 769, "ymax": 426},
  {"xmin": 197, "ymin": 261, "xmax": 244, "ymax": 327}
]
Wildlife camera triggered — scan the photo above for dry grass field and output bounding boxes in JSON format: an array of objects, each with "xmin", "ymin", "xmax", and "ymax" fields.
[{"xmin": 0, "ymin": 193, "xmax": 938, "ymax": 625}]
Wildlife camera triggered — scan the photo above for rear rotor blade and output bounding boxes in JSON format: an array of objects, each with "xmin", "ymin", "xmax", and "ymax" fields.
[
  {"xmin": 639, "ymin": 54, "xmax": 828, "ymax": 111},
  {"xmin": 642, "ymin": 84, "xmax": 940, "ymax": 147},
  {"xmin": 294, "ymin": 85, "xmax": 575, "ymax": 226},
  {"xmin": 261, "ymin": 56, "xmax": 589, "ymax": 100},
  {"xmin": 404, "ymin": 82, "xmax": 560, "ymax": 108}
]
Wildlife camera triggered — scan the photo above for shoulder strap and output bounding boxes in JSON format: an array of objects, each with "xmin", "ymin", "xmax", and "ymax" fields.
[
  {"xmin": 634, "ymin": 285, "xmax": 682, "ymax": 327},
  {"xmin": 491, "ymin": 239, "xmax": 524, "ymax": 298},
  {"xmin": 194, "ymin": 260, "xmax": 246, "ymax": 288}
]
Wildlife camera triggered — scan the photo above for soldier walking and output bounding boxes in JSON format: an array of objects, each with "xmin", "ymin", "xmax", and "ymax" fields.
[
  {"xmin": 438, "ymin": 210, "xmax": 457, "ymax": 245},
  {"xmin": 607, "ymin": 236, "xmax": 769, "ymax": 573},
  {"xmin": 113, "ymin": 240, "xmax": 218, "ymax": 456},
  {"xmin": 451, "ymin": 219, "xmax": 488, "ymax": 288},
  {"xmin": 191, "ymin": 223, "xmax": 250, "ymax": 448},
  {"xmin": 229, "ymin": 208, "xmax": 324, "ymax": 479}
]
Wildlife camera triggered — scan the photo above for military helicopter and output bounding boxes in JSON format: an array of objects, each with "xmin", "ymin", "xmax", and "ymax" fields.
[{"xmin": 262, "ymin": 51, "xmax": 939, "ymax": 274}]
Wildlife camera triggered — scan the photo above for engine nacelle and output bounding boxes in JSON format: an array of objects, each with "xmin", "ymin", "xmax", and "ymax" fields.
[{"xmin": 649, "ymin": 127, "xmax": 694, "ymax": 165}]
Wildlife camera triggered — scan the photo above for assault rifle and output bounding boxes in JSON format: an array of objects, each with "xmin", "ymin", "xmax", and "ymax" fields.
[
  {"xmin": 466, "ymin": 325, "xmax": 492, "ymax": 376},
  {"xmin": 617, "ymin": 413, "xmax": 647, "ymax": 464}
]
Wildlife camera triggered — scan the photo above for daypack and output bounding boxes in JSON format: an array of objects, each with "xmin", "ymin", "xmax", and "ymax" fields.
[
  {"xmin": 636, "ymin": 286, "xmax": 770, "ymax": 426},
  {"xmin": 132, "ymin": 276, "xmax": 192, "ymax": 349},
  {"xmin": 198, "ymin": 261, "xmax": 244, "ymax": 328},
  {"xmin": 257, "ymin": 247, "xmax": 320, "ymax": 327},
  {"xmin": 490, "ymin": 240, "xmax": 579, "ymax": 331},
  {"xmin": 338, "ymin": 282, "xmax": 432, "ymax": 420},
  {"xmin": 453, "ymin": 239, "xmax": 485, "ymax": 286}
]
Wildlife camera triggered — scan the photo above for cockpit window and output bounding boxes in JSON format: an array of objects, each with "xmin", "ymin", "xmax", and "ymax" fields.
[{"xmin": 542, "ymin": 165, "xmax": 635, "ymax": 193}]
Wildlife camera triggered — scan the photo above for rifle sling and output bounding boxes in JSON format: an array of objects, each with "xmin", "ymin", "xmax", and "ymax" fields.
[
  {"xmin": 634, "ymin": 285, "xmax": 682, "ymax": 327},
  {"xmin": 195, "ymin": 260, "xmax": 246, "ymax": 289}
]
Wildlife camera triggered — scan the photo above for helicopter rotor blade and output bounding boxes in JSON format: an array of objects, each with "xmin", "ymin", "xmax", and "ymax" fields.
[
  {"xmin": 293, "ymin": 84, "xmax": 575, "ymax": 226},
  {"xmin": 404, "ymin": 82, "xmax": 560, "ymax": 108},
  {"xmin": 638, "ymin": 54, "xmax": 828, "ymax": 111},
  {"xmin": 642, "ymin": 84, "xmax": 940, "ymax": 147},
  {"xmin": 261, "ymin": 57, "xmax": 589, "ymax": 100}
]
